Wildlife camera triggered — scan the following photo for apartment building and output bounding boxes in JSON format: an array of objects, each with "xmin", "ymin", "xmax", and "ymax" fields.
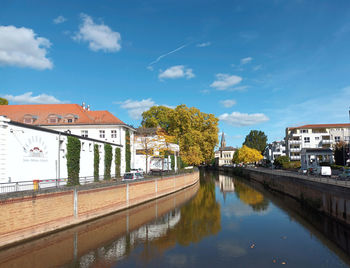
[
  {"xmin": 285, "ymin": 124, "xmax": 350, "ymax": 161},
  {"xmin": 264, "ymin": 140, "xmax": 286, "ymax": 161}
]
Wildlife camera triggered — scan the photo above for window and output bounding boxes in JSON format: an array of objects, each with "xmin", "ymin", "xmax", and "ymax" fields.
[
  {"xmin": 111, "ymin": 130, "xmax": 117, "ymax": 138},
  {"xmin": 24, "ymin": 118, "xmax": 33, "ymax": 124},
  {"xmin": 67, "ymin": 118, "xmax": 73, "ymax": 123},
  {"xmin": 89, "ymin": 143, "xmax": 92, "ymax": 152},
  {"xmin": 49, "ymin": 118, "xmax": 57, "ymax": 123},
  {"xmin": 301, "ymin": 129, "xmax": 308, "ymax": 133},
  {"xmin": 81, "ymin": 130, "xmax": 88, "ymax": 137},
  {"xmin": 315, "ymin": 137, "xmax": 319, "ymax": 140},
  {"xmin": 82, "ymin": 142, "xmax": 85, "ymax": 151},
  {"xmin": 100, "ymin": 130, "xmax": 105, "ymax": 138},
  {"xmin": 304, "ymin": 137, "xmax": 310, "ymax": 143},
  {"xmin": 335, "ymin": 136, "xmax": 341, "ymax": 142}
]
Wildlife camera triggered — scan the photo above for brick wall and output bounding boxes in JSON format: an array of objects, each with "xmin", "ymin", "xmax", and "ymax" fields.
[{"xmin": 0, "ymin": 171, "xmax": 199, "ymax": 249}]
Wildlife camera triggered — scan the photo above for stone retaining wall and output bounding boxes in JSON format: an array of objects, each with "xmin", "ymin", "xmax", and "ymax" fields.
[{"xmin": 0, "ymin": 172, "xmax": 199, "ymax": 249}]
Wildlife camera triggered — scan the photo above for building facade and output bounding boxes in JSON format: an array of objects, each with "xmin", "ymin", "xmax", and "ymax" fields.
[
  {"xmin": 214, "ymin": 133, "xmax": 237, "ymax": 166},
  {"xmin": 264, "ymin": 140, "xmax": 286, "ymax": 161},
  {"xmin": 0, "ymin": 103, "xmax": 136, "ymax": 174},
  {"xmin": 285, "ymin": 124, "xmax": 350, "ymax": 161},
  {"xmin": 0, "ymin": 116, "xmax": 121, "ymax": 183},
  {"xmin": 134, "ymin": 127, "xmax": 179, "ymax": 173}
]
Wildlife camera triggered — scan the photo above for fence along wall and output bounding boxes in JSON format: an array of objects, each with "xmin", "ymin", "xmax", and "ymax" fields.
[
  {"xmin": 0, "ymin": 117, "xmax": 121, "ymax": 183},
  {"xmin": 0, "ymin": 171, "xmax": 199, "ymax": 249}
]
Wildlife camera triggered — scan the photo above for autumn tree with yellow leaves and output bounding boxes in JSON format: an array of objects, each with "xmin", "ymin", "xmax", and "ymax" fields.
[
  {"xmin": 232, "ymin": 145, "xmax": 263, "ymax": 164},
  {"xmin": 141, "ymin": 105, "xmax": 219, "ymax": 166}
]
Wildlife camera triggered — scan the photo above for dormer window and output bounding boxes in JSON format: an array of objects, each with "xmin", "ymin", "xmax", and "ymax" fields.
[
  {"xmin": 47, "ymin": 114, "xmax": 62, "ymax": 124},
  {"xmin": 23, "ymin": 114, "xmax": 37, "ymax": 124},
  {"xmin": 65, "ymin": 114, "xmax": 79, "ymax": 123}
]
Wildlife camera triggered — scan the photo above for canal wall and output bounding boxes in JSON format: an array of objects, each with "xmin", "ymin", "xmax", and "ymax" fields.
[
  {"xmin": 217, "ymin": 166, "xmax": 350, "ymax": 226},
  {"xmin": 0, "ymin": 181, "xmax": 200, "ymax": 268},
  {"xmin": 0, "ymin": 171, "xmax": 199, "ymax": 249}
]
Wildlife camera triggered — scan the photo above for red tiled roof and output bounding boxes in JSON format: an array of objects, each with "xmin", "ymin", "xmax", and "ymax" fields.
[
  {"xmin": 0, "ymin": 104, "xmax": 126, "ymax": 125},
  {"xmin": 289, "ymin": 123, "xmax": 350, "ymax": 130}
]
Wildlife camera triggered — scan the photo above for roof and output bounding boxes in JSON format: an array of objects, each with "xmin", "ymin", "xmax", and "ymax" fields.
[
  {"xmin": 219, "ymin": 146, "xmax": 237, "ymax": 151},
  {"xmin": 0, "ymin": 104, "xmax": 126, "ymax": 126},
  {"xmin": 289, "ymin": 123, "xmax": 350, "ymax": 130},
  {"xmin": 301, "ymin": 148, "xmax": 333, "ymax": 154}
]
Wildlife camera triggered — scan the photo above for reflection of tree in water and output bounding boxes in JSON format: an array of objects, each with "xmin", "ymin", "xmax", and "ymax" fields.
[
  {"xmin": 234, "ymin": 180, "xmax": 269, "ymax": 211},
  {"xmin": 139, "ymin": 177, "xmax": 221, "ymax": 262}
]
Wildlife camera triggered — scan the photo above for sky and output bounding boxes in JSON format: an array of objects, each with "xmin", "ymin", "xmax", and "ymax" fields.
[{"xmin": 1, "ymin": 0, "xmax": 350, "ymax": 147}]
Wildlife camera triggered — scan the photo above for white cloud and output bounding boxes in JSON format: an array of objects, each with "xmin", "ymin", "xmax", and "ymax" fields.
[
  {"xmin": 53, "ymin": 15, "xmax": 67, "ymax": 24},
  {"xmin": 253, "ymin": 64, "xmax": 262, "ymax": 71},
  {"xmin": 240, "ymin": 57, "xmax": 253, "ymax": 65},
  {"xmin": 148, "ymin": 44, "xmax": 187, "ymax": 66},
  {"xmin": 200, "ymin": 89, "xmax": 210, "ymax": 94},
  {"xmin": 74, "ymin": 13, "xmax": 121, "ymax": 52},
  {"xmin": 158, "ymin": 65, "xmax": 194, "ymax": 80},
  {"xmin": 0, "ymin": 25, "xmax": 53, "ymax": 70},
  {"xmin": 210, "ymin": 74, "xmax": 242, "ymax": 90},
  {"xmin": 3, "ymin": 92, "xmax": 66, "ymax": 104},
  {"xmin": 196, "ymin": 42, "xmax": 211, "ymax": 47},
  {"xmin": 220, "ymin": 99, "xmax": 236, "ymax": 108},
  {"xmin": 219, "ymin": 111, "xmax": 269, "ymax": 126},
  {"xmin": 117, "ymin": 98, "xmax": 155, "ymax": 120}
]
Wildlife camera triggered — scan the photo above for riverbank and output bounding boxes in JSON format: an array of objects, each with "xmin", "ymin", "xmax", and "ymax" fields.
[
  {"xmin": 0, "ymin": 171, "xmax": 199, "ymax": 249},
  {"xmin": 210, "ymin": 166, "xmax": 350, "ymax": 226}
]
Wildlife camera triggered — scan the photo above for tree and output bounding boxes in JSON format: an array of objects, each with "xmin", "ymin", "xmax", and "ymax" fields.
[
  {"xmin": 136, "ymin": 128, "xmax": 161, "ymax": 173},
  {"xmin": 334, "ymin": 141, "xmax": 349, "ymax": 166},
  {"xmin": 104, "ymin": 144, "xmax": 112, "ymax": 180},
  {"xmin": 141, "ymin": 104, "xmax": 219, "ymax": 166},
  {"xmin": 125, "ymin": 130, "xmax": 131, "ymax": 172},
  {"xmin": 0, "ymin": 98, "xmax": 8, "ymax": 105},
  {"xmin": 243, "ymin": 130, "xmax": 267, "ymax": 154},
  {"xmin": 115, "ymin": 148, "xmax": 121, "ymax": 178},
  {"xmin": 232, "ymin": 145, "xmax": 263, "ymax": 164}
]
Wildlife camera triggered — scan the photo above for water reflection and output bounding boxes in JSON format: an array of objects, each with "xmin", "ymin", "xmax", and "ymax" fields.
[{"xmin": 1, "ymin": 171, "xmax": 350, "ymax": 267}]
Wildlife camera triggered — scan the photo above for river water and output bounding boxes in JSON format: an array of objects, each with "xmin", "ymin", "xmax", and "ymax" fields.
[{"xmin": 1, "ymin": 170, "xmax": 350, "ymax": 267}]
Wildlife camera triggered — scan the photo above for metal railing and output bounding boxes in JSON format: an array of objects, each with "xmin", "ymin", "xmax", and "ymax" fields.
[{"xmin": 0, "ymin": 168, "xmax": 199, "ymax": 195}]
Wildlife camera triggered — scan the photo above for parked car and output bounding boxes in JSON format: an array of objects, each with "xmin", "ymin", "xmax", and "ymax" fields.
[
  {"xmin": 130, "ymin": 168, "xmax": 144, "ymax": 174},
  {"xmin": 122, "ymin": 172, "xmax": 144, "ymax": 181},
  {"xmin": 338, "ymin": 169, "xmax": 350, "ymax": 180}
]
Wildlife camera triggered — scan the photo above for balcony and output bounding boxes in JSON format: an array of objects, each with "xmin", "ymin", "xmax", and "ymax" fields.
[
  {"xmin": 290, "ymin": 148, "xmax": 300, "ymax": 152},
  {"xmin": 289, "ymin": 140, "xmax": 301, "ymax": 145},
  {"xmin": 321, "ymin": 140, "xmax": 333, "ymax": 145},
  {"xmin": 290, "ymin": 156, "xmax": 301, "ymax": 160}
]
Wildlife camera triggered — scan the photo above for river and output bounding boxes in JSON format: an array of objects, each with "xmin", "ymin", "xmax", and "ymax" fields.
[{"xmin": 0, "ymin": 170, "xmax": 350, "ymax": 267}]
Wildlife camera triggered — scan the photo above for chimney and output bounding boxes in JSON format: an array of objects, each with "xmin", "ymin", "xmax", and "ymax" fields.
[
  {"xmin": 87, "ymin": 104, "xmax": 90, "ymax": 111},
  {"xmin": 82, "ymin": 102, "xmax": 86, "ymax": 110}
]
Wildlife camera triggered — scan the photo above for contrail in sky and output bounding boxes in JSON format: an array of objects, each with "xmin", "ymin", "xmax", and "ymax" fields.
[{"xmin": 148, "ymin": 44, "xmax": 188, "ymax": 67}]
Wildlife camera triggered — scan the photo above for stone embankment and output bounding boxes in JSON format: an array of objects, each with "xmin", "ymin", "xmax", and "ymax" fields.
[
  {"xmin": 0, "ymin": 171, "xmax": 199, "ymax": 249},
  {"xmin": 217, "ymin": 166, "xmax": 350, "ymax": 226}
]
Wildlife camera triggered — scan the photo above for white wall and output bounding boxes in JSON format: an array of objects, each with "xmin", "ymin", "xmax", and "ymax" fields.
[{"xmin": 0, "ymin": 117, "xmax": 122, "ymax": 183}]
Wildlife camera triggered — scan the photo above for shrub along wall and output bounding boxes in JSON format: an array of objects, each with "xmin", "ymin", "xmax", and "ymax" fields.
[
  {"xmin": 104, "ymin": 144, "xmax": 112, "ymax": 180},
  {"xmin": 94, "ymin": 144, "xmax": 100, "ymax": 182},
  {"xmin": 66, "ymin": 136, "xmax": 81, "ymax": 186},
  {"xmin": 115, "ymin": 147, "xmax": 121, "ymax": 178},
  {"xmin": 125, "ymin": 130, "xmax": 131, "ymax": 172}
]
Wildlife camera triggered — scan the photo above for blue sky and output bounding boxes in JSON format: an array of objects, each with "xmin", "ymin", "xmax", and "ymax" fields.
[{"xmin": 1, "ymin": 0, "xmax": 350, "ymax": 147}]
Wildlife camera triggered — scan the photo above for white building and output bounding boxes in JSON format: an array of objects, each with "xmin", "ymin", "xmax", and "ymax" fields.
[
  {"xmin": 264, "ymin": 140, "xmax": 286, "ymax": 161},
  {"xmin": 0, "ymin": 103, "xmax": 136, "ymax": 174},
  {"xmin": 0, "ymin": 116, "xmax": 121, "ymax": 184},
  {"xmin": 285, "ymin": 124, "xmax": 350, "ymax": 161},
  {"xmin": 215, "ymin": 132, "xmax": 237, "ymax": 166},
  {"xmin": 134, "ymin": 127, "xmax": 180, "ymax": 173}
]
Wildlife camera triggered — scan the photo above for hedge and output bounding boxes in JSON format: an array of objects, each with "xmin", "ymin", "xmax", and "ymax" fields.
[
  {"xmin": 125, "ymin": 130, "xmax": 131, "ymax": 172},
  {"xmin": 115, "ymin": 147, "xmax": 121, "ymax": 178},
  {"xmin": 66, "ymin": 136, "xmax": 81, "ymax": 186},
  {"xmin": 104, "ymin": 144, "xmax": 112, "ymax": 180},
  {"xmin": 94, "ymin": 144, "xmax": 100, "ymax": 182}
]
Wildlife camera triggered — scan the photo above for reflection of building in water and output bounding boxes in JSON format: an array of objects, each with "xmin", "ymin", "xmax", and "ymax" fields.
[
  {"xmin": 217, "ymin": 174, "xmax": 235, "ymax": 201},
  {"xmin": 78, "ymin": 209, "xmax": 181, "ymax": 266}
]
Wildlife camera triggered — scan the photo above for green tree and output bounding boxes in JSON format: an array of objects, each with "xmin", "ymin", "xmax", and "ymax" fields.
[
  {"xmin": 0, "ymin": 98, "xmax": 8, "ymax": 105},
  {"xmin": 334, "ymin": 141, "xmax": 348, "ymax": 166},
  {"xmin": 93, "ymin": 144, "xmax": 100, "ymax": 182},
  {"xmin": 141, "ymin": 104, "xmax": 219, "ymax": 166},
  {"xmin": 104, "ymin": 144, "xmax": 112, "ymax": 180},
  {"xmin": 66, "ymin": 136, "xmax": 81, "ymax": 186},
  {"xmin": 243, "ymin": 130, "xmax": 267, "ymax": 153}
]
